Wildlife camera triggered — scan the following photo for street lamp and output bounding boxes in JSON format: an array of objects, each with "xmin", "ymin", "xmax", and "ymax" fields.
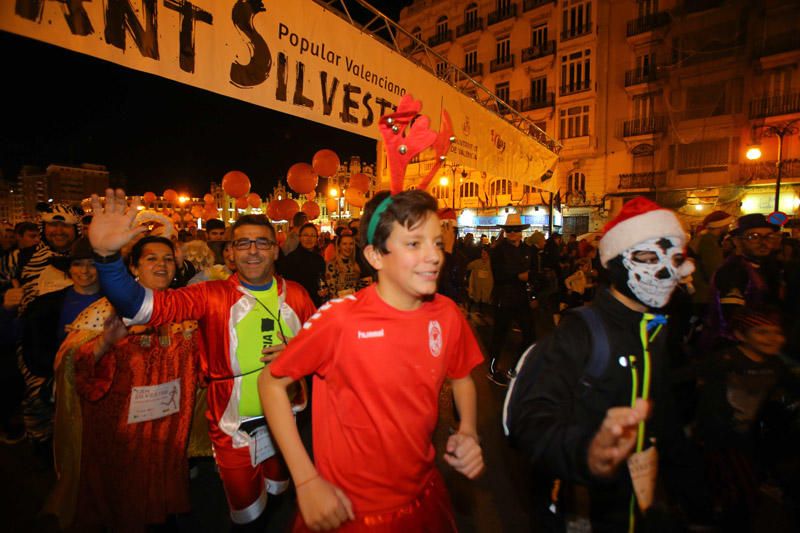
[{"xmin": 748, "ymin": 119, "xmax": 800, "ymax": 212}]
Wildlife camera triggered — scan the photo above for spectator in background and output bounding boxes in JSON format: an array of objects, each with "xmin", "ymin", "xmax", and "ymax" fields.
[
  {"xmin": 205, "ymin": 219, "xmax": 226, "ymax": 241},
  {"xmin": 279, "ymin": 222, "xmax": 327, "ymax": 307},
  {"xmin": 325, "ymin": 229, "xmax": 361, "ymax": 298},
  {"xmin": 0, "ymin": 221, "xmax": 14, "ymax": 256},
  {"xmin": 689, "ymin": 210, "xmax": 733, "ymax": 317},
  {"xmin": 281, "ymin": 211, "xmax": 309, "ymax": 256},
  {"xmin": 466, "ymin": 246, "xmax": 493, "ymax": 315}
]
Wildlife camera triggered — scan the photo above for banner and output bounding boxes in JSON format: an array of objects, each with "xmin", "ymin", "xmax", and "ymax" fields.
[{"xmin": 1, "ymin": 0, "xmax": 558, "ymax": 189}]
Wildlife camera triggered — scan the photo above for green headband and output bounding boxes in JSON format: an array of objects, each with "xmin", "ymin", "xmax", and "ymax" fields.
[{"xmin": 366, "ymin": 196, "xmax": 394, "ymax": 245}]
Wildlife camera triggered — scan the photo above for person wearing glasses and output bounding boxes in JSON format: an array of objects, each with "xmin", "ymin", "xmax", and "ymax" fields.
[
  {"xmin": 705, "ymin": 213, "xmax": 783, "ymax": 348},
  {"xmin": 86, "ymin": 189, "xmax": 316, "ymax": 531}
]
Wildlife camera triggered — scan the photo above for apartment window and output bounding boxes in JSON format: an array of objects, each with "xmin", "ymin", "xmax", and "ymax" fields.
[
  {"xmin": 496, "ymin": 81, "xmax": 510, "ymax": 103},
  {"xmin": 567, "ymin": 172, "xmax": 586, "ymax": 193},
  {"xmin": 685, "ymin": 79, "xmax": 742, "ymax": 119},
  {"xmin": 433, "ymin": 183, "xmax": 449, "ymax": 199},
  {"xmin": 633, "ymin": 144, "xmax": 655, "ymax": 173},
  {"xmin": 465, "ymin": 50, "xmax": 478, "ymax": 71},
  {"xmin": 636, "ymin": 53, "xmax": 655, "ymax": 75},
  {"xmin": 436, "ymin": 62, "xmax": 448, "ymax": 79},
  {"xmin": 460, "ymin": 182, "xmax": 479, "ymax": 198},
  {"xmin": 490, "ymin": 179, "xmax": 512, "ymax": 196},
  {"xmin": 676, "ymin": 138, "xmax": 730, "ymax": 173},
  {"xmin": 632, "ymin": 93, "xmax": 655, "ymax": 120},
  {"xmin": 766, "ymin": 68, "xmax": 792, "ymax": 97},
  {"xmin": 559, "ymin": 105, "xmax": 590, "ymax": 139},
  {"xmin": 562, "ymin": 0, "xmax": 592, "ymax": 39},
  {"xmin": 560, "ymin": 49, "xmax": 591, "ymax": 93},
  {"xmin": 637, "ymin": 0, "xmax": 658, "ymax": 17},
  {"xmin": 465, "ymin": 3, "xmax": 479, "ymax": 25},
  {"xmin": 436, "ymin": 16, "xmax": 449, "ymax": 37},
  {"xmin": 531, "ymin": 77, "xmax": 548, "ymax": 101},
  {"xmin": 497, "ymin": 36, "xmax": 511, "ymax": 61},
  {"xmin": 497, "ymin": 0, "xmax": 512, "ymax": 10},
  {"xmin": 532, "ymin": 24, "xmax": 548, "ymax": 48}
]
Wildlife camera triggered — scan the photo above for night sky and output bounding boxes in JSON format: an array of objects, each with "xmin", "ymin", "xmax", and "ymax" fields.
[{"xmin": 0, "ymin": 0, "xmax": 413, "ymax": 197}]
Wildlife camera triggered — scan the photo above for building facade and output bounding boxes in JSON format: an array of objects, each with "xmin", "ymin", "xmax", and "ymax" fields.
[{"xmin": 398, "ymin": 0, "xmax": 800, "ymax": 235}]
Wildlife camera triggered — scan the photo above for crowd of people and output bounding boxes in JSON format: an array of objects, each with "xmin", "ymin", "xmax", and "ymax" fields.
[{"xmin": 1, "ymin": 190, "xmax": 799, "ymax": 532}]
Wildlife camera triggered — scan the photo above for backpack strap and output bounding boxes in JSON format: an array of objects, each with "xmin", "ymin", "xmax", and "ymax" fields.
[{"xmin": 571, "ymin": 305, "xmax": 610, "ymax": 383}]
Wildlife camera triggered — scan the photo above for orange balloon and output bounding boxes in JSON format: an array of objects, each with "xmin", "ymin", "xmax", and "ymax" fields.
[
  {"xmin": 266, "ymin": 200, "xmax": 282, "ymax": 221},
  {"xmin": 204, "ymin": 208, "xmax": 218, "ymax": 220},
  {"xmin": 171, "ymin": 213, "xmax": 181, "ymax": 223},
  {"xmin": 326, "ymin": 197, "xmax": 338, "ymax": 213},
  {"xmin": 278, "ymin": 199, "xmax": 299, "ymax": 221},
  {"xmin": 306, "ymin": 191, "xmax": 316, "ymax": 201},
  {"xmin": 203, "ymin": 193, "xmax": 214, "ymax": 204},
  {"xmin": 222, "ymin": 170, "xmax": 251, "ymax": 198},
  {"xmin": 287, "ymin": 163, "xmax": 318, "ymax": 194},
  {"xmin": 312, "ymin": 149, "xmax": 340, "ymax": 177},
  {"xmin": 345, "ymin": 188, "xmax": 366, "ymax": 208},
  {"xmin": 183, "ymin": 213, "xmax": 194, "ymax": 222},
  {"xmin": 247, "ymin": 193, "xmax": 262, "ymax": 208},
  {"xmin": 348, "ymin": 173, "xmax": 371, "ymax": 193},
  {"xmin": 301, "ymin": 200, "xmax": 321, "ymax": 220},
  {"xmin": 143, "ymin": 191, "xmax": 157, "ymax": 205},
  {"xmin": 235, "ymin": 197, "xmax": 249, "ymax": 210},
  {"xmin": 191, "ymin": 206, "xmax": 204, "ymax": 218},
  {"xmin": 163, "ymin": 189, "xmax": 178, "ymax": 203}
]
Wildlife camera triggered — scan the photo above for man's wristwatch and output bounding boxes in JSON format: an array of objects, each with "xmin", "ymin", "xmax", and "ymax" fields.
[{"xmin": 93, "ymin": 251, "xmax": 122, "ymax": 264}]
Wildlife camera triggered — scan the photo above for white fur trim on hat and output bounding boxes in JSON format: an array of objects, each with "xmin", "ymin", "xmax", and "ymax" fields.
[{"xmin": 599, "ymin": 209, "xmax": 686, "ymax": 267}]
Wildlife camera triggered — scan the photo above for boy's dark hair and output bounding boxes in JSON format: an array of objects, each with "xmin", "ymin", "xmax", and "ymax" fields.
[
  {"xmin": 14, "ymin": 221, "xmax": 38, "ymax": 235},
  {"xmin": 128, "ymin": 236, "xmax": 175, "ymax": 269},
  {"xmin": 299, "ymin": 222, "xmax": 318, "ymax": 236},
  {"xmin": 360, "ymin": 189, "xmax": 437, "ymax": 253},
  {"xmin": 291, "ymin": 211, "xmax": 309, "ymax": 228},
  {"xmin": 206, "ymin": 218, "xmax": 225, "ymax": 232},
  {"xmin": 232, "ymin": 214, "xmax": 276, "ymax": 239}
]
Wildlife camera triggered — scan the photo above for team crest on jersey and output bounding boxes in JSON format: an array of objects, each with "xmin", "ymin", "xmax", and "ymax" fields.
[{"xmin": 428, "ymin": 320, "xmax": 442, "ymax": 357}]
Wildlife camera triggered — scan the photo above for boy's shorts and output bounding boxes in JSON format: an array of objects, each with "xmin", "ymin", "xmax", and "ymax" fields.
[
  {"xmin": 290, "ymin": 470, "xmax": 456, "ymax": 532},
  {"xmin": 213, "ymin": 443, "xmax": 290, "ymax": 524}
]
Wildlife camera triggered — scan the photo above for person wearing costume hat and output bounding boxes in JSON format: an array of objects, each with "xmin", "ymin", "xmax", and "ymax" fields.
[
  {"xmin": 688, "ymin": 210, "xmax": 733, "ymax": 317},
  {"xmin": 487, "ymin": 212, "xmax": 534, "ymax": 386},
  {"xmin": 505, "ymin": 197, "xmax": 709, "ymax": 532},
  {"xmin": 704, "ymin": 213, "xmax": 782, "ymax": 348}
]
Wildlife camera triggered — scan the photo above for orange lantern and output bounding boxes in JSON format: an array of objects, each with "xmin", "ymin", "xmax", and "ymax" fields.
[
  {"xmin": 345, "ymin": 188, "xmax": 366, "ymax": 208},
  {"xmin": 235, "ymin": 197, "xmax": 249, "ymax": 210},
  {"xmin": 163, "ymin": 189, "xmax": 178, "ymax": 203},
  {"xmin": 312, "ymin": 149, "xmax": 340, "ymax": 177},
  {"xmin": 326, "ymin": 197, "xmax": 338, "ymax": 213},
  {"xmin": 222, "ymin": 170, "xmax": 251, "ymax": 198},
  {"xmin": 278, "ymin": 198, "xmax": 299, "ymax": 221},
  {"xmin": 286, "ymin": 163, "xmax": 318, "ymax": 194},
  {"xmin": 301, "ymin": 200, "xmax": 320, "ymax": 220},
  {"xmin": 247, "ymin": 193, "xmax": 262, "ymax": 208},
  {"xmin": 203, "ymin": 193, "xmax": 214, "ymax": 204},
  {"xmin": 143, "ymin": 191, "xmax": 157, "ymax": 205},
  {"xmin": 266, "ymin": 200, "xmax": 282, "ymax": 221},
  {"xmin": 348, "ymin": 173, "xmax": 371, "ymax": 193}
]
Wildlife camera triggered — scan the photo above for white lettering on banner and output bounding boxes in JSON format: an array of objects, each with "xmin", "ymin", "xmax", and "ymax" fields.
[
  {"xmin": 0, "ymin": 0, "xmax": 556, "ymax": 187},
  {"xmin": 127, "ymin": 378, "xmax": 181, "ymax": 424}
]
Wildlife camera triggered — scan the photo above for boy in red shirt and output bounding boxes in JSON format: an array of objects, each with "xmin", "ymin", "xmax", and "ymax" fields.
[{"xmin": 259, "ymin": 189, "xmax": 484, "ymax": 531}]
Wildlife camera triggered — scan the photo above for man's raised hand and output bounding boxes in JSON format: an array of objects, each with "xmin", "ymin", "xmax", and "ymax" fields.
[{"xmin": 89, "ymin": 188, "xmax": 147, "ymax": 256}]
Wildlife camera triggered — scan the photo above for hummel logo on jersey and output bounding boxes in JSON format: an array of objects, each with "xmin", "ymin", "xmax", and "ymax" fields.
[{"xmin": 357, "ymin": 329, "xmax": 384, "ymax": 339}]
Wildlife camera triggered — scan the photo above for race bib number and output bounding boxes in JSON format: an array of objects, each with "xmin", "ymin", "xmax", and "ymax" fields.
[
  {"xmin": 249, "ymin": 426, "xmax": 276, "ymax": 467},
  {"xmin": 127, "ymin": 378, "xmax": 181, "ymax": 424}
]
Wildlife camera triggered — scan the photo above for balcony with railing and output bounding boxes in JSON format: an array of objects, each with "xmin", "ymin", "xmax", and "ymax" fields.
[
  {"xmin": 521, "ymin": 40, "xmax": 556, "ymax": 63},
  {"xmin": 626, "ymin": 12, "xmax": 671, "ymax": 37},
  {"xmin": 402, "ymin": 42, "xmax": 422, "ymax": 54},
  {"xmin": 523, "ymin": 0, "xmax": 554, "ymax": 11},
  {"xmin": 624, "ymin": 67, "xmax": 660, "ymax": 87},
  {"xmin": 622, "ymin": 116, "xmax": 667, "ymax": 137},
  {"xmin": 428, "ymin": 30, "xmax": 453, "ymax": 48},
  {"xmin": 618, "ymin": 172, "xmax": 667, "ymax": 189},
  {"xmin": 490, "ymin": 55, "xmax": 515, "ymax": 73},
  {"xmin": 754, "ymin": 32, "xmax": 800, "ymax": 58},
  {"xmin": 462, "ymin": 62, "xmax": 484, "ymax": 78},
  {"xmin": 749, "ymin": 92, "xmax": 800, "ymax": 119},
  {"xmin": 561, "ymin": 23, "xmax": 592, "ymax": 41},
  {"xmin": 559, "ymin": 79, "xmax": 591, "ymax": 96},
  {"xmin": 456, "ymin": 18, "xmax": 483, "ymax": 37},
  {"xmin": 516, "ymin": 93, "xmax": 555, "ymax": 112},
  {"xmin": 740, "ymin": 159, "xmax": 800, "ymax": 182},
  {"xmin": 488, "ymin": 4, "xmax": 517, "ymax": 26}
]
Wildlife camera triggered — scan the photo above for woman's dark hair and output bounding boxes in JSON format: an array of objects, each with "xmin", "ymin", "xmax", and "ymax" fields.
[
  {"xmin": 128, "ymin": 236, "xmax": 175, "ymax": 269},
  {"xmin": 359, "ymin": 189, "xmax": 437, "ymax": 253}
]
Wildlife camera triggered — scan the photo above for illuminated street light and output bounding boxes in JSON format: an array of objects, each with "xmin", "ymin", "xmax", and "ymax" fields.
[
  {"xmin": 439, "ymin": 176, "xmax": 449, "ymax": 187},
  {"xmin": 178, "ymin": 195, "xmax": 189, "ymax": 204},
  {"xmin": 329, "ymin": 188, "xmax": 338, "ymax": 197},
  {"xmin": 745, "ymin": 145, "xmax": 762, "ymax": 161},
  {"xmin": 750, "ymin": 119, "xmax": 800, "ymax": 212}
]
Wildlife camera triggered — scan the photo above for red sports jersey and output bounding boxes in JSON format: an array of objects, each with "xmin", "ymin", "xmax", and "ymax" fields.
[{"xmin": 270, "ymin": 284, "xmax": 483, "ymax": 515}]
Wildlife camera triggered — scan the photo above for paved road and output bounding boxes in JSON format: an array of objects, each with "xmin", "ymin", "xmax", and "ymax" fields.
[{"xmin": 1, "ymin": 308, "xmax": 539, "ymax": 532}]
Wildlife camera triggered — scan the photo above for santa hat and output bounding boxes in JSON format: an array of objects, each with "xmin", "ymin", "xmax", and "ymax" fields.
[
  {"xmin": 599, "ymin": 197, "xmax": 686, "ymax": 267},
  {"xmin": 701, "ymin": 210, "xmax": 733, "ymax": 230}
]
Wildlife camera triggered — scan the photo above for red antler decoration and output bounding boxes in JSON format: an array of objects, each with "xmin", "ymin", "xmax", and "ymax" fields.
[{"xmin": 378, "ymin": 94, "xmax": 454, "ymax": 194}]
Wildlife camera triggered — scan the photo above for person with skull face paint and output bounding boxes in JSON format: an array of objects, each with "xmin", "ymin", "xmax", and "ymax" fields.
[{"xmin": 505, "ymin": 197, "xmax": 709, "ymax": 532}]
